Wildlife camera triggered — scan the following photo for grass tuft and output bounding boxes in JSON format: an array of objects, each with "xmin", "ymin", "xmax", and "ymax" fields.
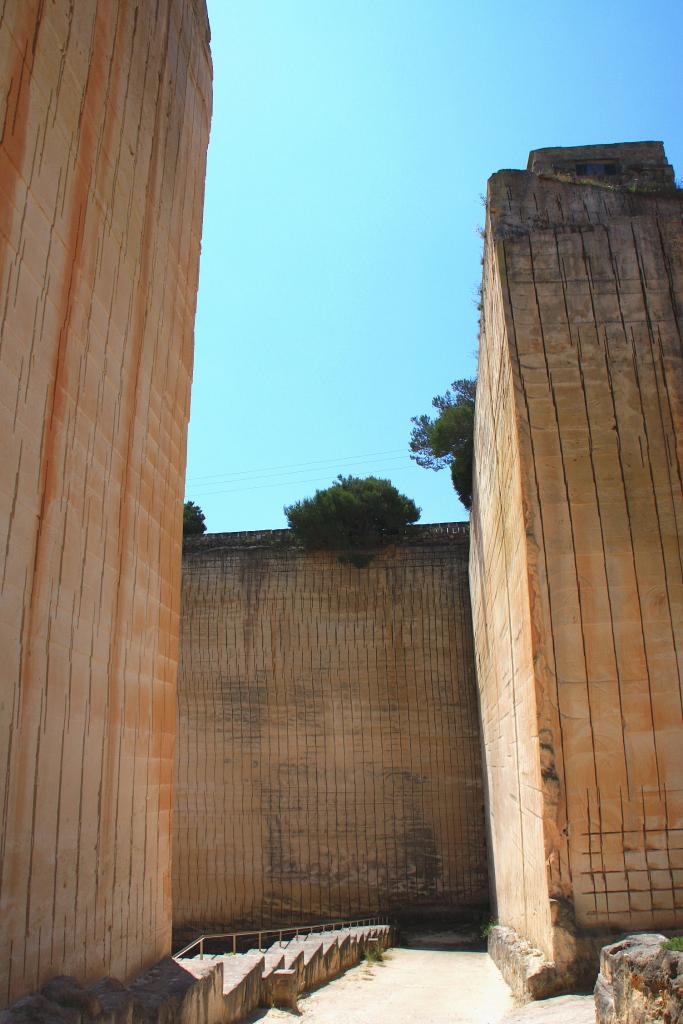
[{"xmin": 364, "ymin": 945, "xmax": 384, "ymax": 964}]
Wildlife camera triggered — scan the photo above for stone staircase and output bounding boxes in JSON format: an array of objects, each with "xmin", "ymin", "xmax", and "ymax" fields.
[
  {"xmin": 0, "ymin": 924, "xmax": 392, "ymax": 1024},
  {"xmin": 173, "ymin": 923, "xmax": 393, "ymax": 1024}
]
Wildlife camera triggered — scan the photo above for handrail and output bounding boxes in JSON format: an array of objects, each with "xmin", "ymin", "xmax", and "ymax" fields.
[{"xmin": 174, "ymin": 914, "xmax": 390, "ymax": 960}]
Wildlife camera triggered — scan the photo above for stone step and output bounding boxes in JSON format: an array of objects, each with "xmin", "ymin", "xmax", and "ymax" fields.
[
  {"xmin": 261, "ymin": 943, "xmax": 286, "ymax": 978},
  {"xmin": 284, "ymin": 936, "xmax": 325, "ymax": 965},
  {"xmin": 171, "ymin": 923, "xmax": 393, "ymax": 1021},
  {"xmin": 213, "ymin": 953, "xmax": 266, "ymax": 985}
]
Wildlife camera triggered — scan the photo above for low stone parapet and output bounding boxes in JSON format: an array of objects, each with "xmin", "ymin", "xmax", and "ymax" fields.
[
  {"xmin": 0, "ymin": 925, "xmax": 394, "ymax": 1024},
  {"xmin": 0, "ymin": 962, "xmax": 222, "ymax": 1024}
]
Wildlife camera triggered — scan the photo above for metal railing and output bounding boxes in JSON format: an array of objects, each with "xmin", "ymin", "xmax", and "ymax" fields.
[{"xmin": 174, "ymin": 914, "xmax": 390, "ymax": 960}]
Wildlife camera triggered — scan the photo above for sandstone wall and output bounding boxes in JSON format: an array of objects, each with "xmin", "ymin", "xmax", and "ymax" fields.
[
  {"xmin": 175, "ymin": 526, "xmax": 488, "ymax": 933},
  {"xmin": 471, "ymin": 145, "xmax": 683, "ymax": 969},
  {"xmin": 469, "ymin": 242, "xmax": 553, "ymax": 957},
  {"xmin": 0, "ymin": 0, "xmax": 211, "ymax": 1004}
]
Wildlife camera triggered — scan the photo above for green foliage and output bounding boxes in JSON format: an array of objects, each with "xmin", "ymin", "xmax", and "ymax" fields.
[
  {"xmin": 663, "ymin": 936, "xmax": 683, "ymax": 952},
  {"xmin": 284, "ymin": 475, "xmax": 420, "ymax": 567},
  {"xmin": 409, "ymin": 378, "xmax": 476, "ymax": 511},
  {"xmin": 364, "ymin": 945, "xmax": 385, "ymax": 964},
  {"xmin": 183, "ymin": 500, "xmax": 206, "ymax": 537},
  {"xmin": 480, "ymin": 918, "xmax": 498, "ymax": 938}
]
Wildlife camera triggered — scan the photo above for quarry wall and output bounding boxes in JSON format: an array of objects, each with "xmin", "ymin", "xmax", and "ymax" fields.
[
  {"xmin": 0, "ymin": 0, "xmax": 211, "ymax": 1004},
  {"xmin": 175, "ymin": 525, "xmax": 488, "ymax": 934},
  {"xmin": 471, "ymin": 143, "xmax": 683, "ymax": 974},
  {"xmin": 1, "ymin": 18, "xmax": 678, "ymax": 1008}
]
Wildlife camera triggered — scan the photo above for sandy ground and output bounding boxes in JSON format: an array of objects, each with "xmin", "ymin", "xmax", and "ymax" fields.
[
  {"xmin": 246, "ymin": 950, "xmax": 598, "ymax": 1024},
  {"xmin": 502, "ymin": 995, "xmax": 595, "ymax": 1024},
  {"xmin": 247, "ymin": 949, "xmax": 595, "ymax": 1024}
]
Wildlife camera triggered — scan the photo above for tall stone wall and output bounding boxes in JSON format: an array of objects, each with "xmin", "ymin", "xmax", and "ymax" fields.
[
  {"xmin": 469, "ymin": 237, "xmax": 553, "ymax": 958},
  {"xmin": 0, "ymin": 0, "xmax": 211, "ymax": 1005},
  {"xmin": 175, "ymin": 526, "xmax": 488, "ymax": 934},
  {"xmin": 471, "ymin": 143, "xmax": 683, "ymax": 976}
]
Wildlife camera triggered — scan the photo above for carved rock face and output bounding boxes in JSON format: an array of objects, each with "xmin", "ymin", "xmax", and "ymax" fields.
[
  {"xmin": 0, "ymin": 0, "xmax": 211, "ymax": 1004},
  {"xmin": 174, "ymin": 528, "xmax": 488, "ymax": 931},
  {"xmin": 471, "ymin": 146, "xmax": 683, "ymax": 976}
]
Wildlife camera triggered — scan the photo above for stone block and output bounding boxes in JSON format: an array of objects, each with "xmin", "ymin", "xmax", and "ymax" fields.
[
  {"xmin": 471, "ymin": 143, "xmax": 683, "ymax": 982},
  {"xmin": 264, "ymin": 971, "xmax": 298, "ymax": 1012},
  {"xmin": 595, "ymin": 933, "xmax": 683, "ymax": 1024},
  {"xmin": 0, "ymin": 0, "xmax": 211, "ymax": 1004}
]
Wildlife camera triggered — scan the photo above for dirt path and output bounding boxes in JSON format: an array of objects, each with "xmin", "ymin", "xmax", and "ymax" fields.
[
  {"xmin": 250, "ymin": 949, "xmax": 596, "ymax": 1024},
  {"xmin": 257, "ymin": 948, "xmax": 513, "ymax": 1024}
]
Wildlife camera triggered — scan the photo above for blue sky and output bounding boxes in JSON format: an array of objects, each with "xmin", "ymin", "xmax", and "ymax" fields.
[{"xmin": 186, "ymin": 0, "xmax": 683, "ymax": 533}]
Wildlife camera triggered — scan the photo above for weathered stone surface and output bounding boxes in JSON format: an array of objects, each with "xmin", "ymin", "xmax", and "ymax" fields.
[
  {"xmin": 127, "ymin": 958, "xmax": 223, "ymax": 1024},
  {"xmin": 528, "ymin": 141, "xmax": 677, "ymax": 190},
  {"xmin": 175, "ymin": 925, "xmax": 394, "ymax": 1021},
  {"xmin": 39, "ymin": 980, "xmax": 102, "ymax": 1020},
  {"xmin": 470, "ymin": 142, "xmax": 683, "ymax": 983},
  {"xmin": 487, "ymin": 926, "xmax": 559, "ymax": 1002},
  {"xmin": 503, "ymin": 994, "xmax": 595, "ymax": 1024},
  {"xmin": 0, "ymin": 0, "xmax": 212, "ymax": 1005},
  {"xmin": 86, "ymin": 979, "xmax": 133, "ymax": 1024},
  {"xmin": 488, "ymin": 921, "xmax": 605, "ymax": 1001},
  {"xmin": 0, "ymin": 927, "xmax": 391, "ymax": 1024},
  {"xmin": 175, "ymin": 525, "xmax": 488, "ymax": 931},
  {"xmin": 16, "ymin": 960, "xmax": 234, "ymax": 1024},
  {"xmin": 0, "ymin": 997, "xmax": 78, "ymax": 1024},
  {"xmin": 595, "ymin": 933, "xmax": 683, "ymax": 1024},
  {"xmin": 267, "ymin": 971, "xmax": 298, "ymax": 1012}
]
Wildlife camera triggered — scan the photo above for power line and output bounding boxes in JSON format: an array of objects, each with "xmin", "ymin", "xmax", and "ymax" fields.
[
  {"xmin": 185, "ymin": 447, "xmax": 407, "ymax": 484},
  {"xmin": 185, "ymin": 463, "xmax": 419, "ymax": 499},
  {"xmin": 191, "ymin": 459, "xmax": 415, "ymax": 498},
  {"xmin": 188, "ymin": 454, "xmax": 414, "ymax": 495}
]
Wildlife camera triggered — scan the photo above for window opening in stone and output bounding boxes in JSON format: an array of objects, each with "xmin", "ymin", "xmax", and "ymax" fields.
[{"xmin": 575, "ymin": 162, "xmax": 619, "ymax": 176}]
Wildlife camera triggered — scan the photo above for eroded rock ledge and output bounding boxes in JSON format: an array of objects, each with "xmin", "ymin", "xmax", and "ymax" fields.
[
  {"xmin": 487, "ymin": 923, "xmax": 608, "ymax": 1001},
  {"xmin": 487, "ymin": 926, "xmax": 562, "ymax": 1001}
]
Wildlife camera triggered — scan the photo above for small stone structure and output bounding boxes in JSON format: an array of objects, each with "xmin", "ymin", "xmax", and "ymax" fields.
[
  {"xmin": 0, "ymin": 0, "xmax": 211, "ymax": 1005},
  {"xmin": 471, "ymin": 141, "xmax": 683, "ymax": 993},
  {"xmin": 175, "ymin": 525, "xmax": 488, "ymax": 936}
]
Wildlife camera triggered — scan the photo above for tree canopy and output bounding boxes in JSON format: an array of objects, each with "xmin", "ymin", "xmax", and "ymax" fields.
[
  {"xmin": 285, "ymin": 475, "xmax": 420, "ymax": 567},
  {"xmin": 183, "ymin": 500, "xmax": 206, "ymax": 536},
  {"xmin": 409, "ymin": 377, "xmax": 476, "ymax": 511}
]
